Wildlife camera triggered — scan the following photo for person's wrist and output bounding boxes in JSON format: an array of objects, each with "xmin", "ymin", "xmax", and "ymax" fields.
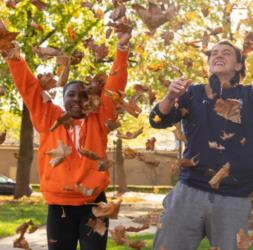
[
  {"xmin": 117, "ymin": 43, "xmax": 129, "ymax": 51},
  {"xmin": 166, "ymin": 93, "xmax": 176, "ymax": 102}
]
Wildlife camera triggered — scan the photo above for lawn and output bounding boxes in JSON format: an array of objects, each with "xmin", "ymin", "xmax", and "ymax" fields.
[{"xmin": 0, "ymin": 195, "xmax": 252, "ymax": 250}]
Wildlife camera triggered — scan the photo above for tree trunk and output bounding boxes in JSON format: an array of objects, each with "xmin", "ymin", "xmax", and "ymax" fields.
[
  {"xmin": 14, "ymin": 103, "xmax": 34, "ymax": 198},
  {"xmin": 116, "ymin": 138, "xmax": 127, "ymax": 193}
]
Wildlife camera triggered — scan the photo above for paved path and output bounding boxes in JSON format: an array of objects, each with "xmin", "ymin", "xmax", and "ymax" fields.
[{"xmin": 0, "ymin": 192, "xmax": 165, "ymax": 250}]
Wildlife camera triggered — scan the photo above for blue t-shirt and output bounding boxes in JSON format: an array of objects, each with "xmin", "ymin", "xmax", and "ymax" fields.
[{"xmin": 149, "ymin": 75, "xmax": 253, "ymax": 197}]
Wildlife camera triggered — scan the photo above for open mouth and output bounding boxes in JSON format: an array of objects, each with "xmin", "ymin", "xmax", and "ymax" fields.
[{"xmin": 214, "ymin": 61, "xmax": 225, "ymax": 66}]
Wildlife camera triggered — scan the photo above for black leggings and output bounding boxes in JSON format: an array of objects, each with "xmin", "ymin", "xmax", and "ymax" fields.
[{"xmin": 47, "ymin": 192, "xmax": 108, "ymax": 250}]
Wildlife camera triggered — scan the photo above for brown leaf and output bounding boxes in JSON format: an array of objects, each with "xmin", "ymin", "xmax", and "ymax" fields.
[
  {"xmin": 97, "ymin": 159, "xmax": 114, "ymax": 171},
  {"xmin": 6, "ymin": 0, "xmax": 19, "ymax": 8},
  {"xmin": 126, "ymin": 224, "xmax": 149, "ymax": 232},
  {"xmin": 117, "ymin": 127, "xmax": 143, "ymax": 140},
  {"xmin": 237, "ymin": 228, "xmax": 253, "ymax": 250},
  {"xmin": 202, "ymin": 31, "xmax": 210, "ymax": 50},
  {"xmin": 208, "ymin": 141, "xmax": 225, "ymax": 150},
  {"xmin": 45, "ymin": 140, "xmax": 72, "ymax": 167},
  {"xmin": 179, "ymin": 154, "xmax": 200, "ymax": 168},
  {"xmin": 172, "ymin": 123, "xmax": 186, "ymax": 142},
  {"xmin": 145, "ymin": 137, "xmax": 156, "ymax": 151},
  {"xmin": 37, "ymin": 72, "xmax": 57, "ymax": 91},
  {"xmin": 78, "ymin": 148, "xmax": 101, "ymax": 160},
  {"xmin": 41, "ymin": 91, "xmax": 52, "ymax": 103},
  {"xmin": 242, "ymin": 32, "xmax": 253, "ymax": 56},
  {"xmin": 214, "ymin": 98, "xmax": 241, "ymax": 124},
  {"xmin": 133, "ymin": 84, "xmax": 150, "ymax": 93},
  {"xmin": 132, "ymin": 1, "xmax": 178, "ymax": 32},
  {"xmin": 56, "ymin": 64, "xmax": 70, "ymax": 87},
  {"xmin": 220, "ymin": 131, "xmax": 235, "ymax": 141},
  {"xmin": 107, "ymin": 18, "xmax": 133, "ymax": 34},
  {"xmin": 161, "ymin": 31, "xmax": 174, "ymax": 45},
  {"xmin": 0, "ymin": 85, "xmax": 5, "ymax": 96},
  {"xmin": 32, "ymin": 46, "xmax": 61, "ymax": 60},
  {"xmin": 209, "ymin": 162, "xmax": 231, "ymax": 189},
  {"xmin": 201, "ymin": 6, "xmax": 209, "ymax": 17},
  {"xmin": 70, "ymin": 50, "xmax": 84, "ymax": 65},
  {"xmin": 0, "ymin": 131, "xmax": 6, "ymax": 144},
  {"xmin": 128, "ymin": 240, "xmax": 147, "ymax": 250},
  {"xmin": 123, "ymin": 147, "xmax": 137, "ymax": 159},
  {"xmin": 130, "ymin": 211, "xmax": 161, "ymax": 226},
  {"xmin": 87, "ymin": 218, "xmax": 107, "ymax": 236},
  {"xmin": 110, "ymin": 6, "xmax": 126, "ymax": 21},
  {"xmin": 183, "ymin": 57, "xmax": 193, "ymax": 68},
  {"xmin": 106, "ymin": 28, "xmax": 113, "ymax": 39},
  {"xmin": 13, "ymin": 237, "xmax": 30, "ymax": 250},
  {"xmin": 137, "ymin": 153, "xmax": 160, "ymax": 167},
  {"xmin": 240, "ymin": 137, "xmax": 246, "ymax": 145},
  {"xmin": 210, "ymin": 27, "xmax": 223, "ymax": 36},
  {"xmin": 30, "ymin": 0, "xmax": 46, "ymax": 11},
  {"xmin": 105, "ymin": 119, "xmax": 121, "ymax": 132},
  {"xmin": 30, "ymin": 21, "xmax": 44, "ymax": 31},
  {"xmin": 75, "ymin": 183, "xmax": 98, "ymax": 196},
  {"xmin": 92, "ymin": 199, "xmax": 122, "ymax": 219},
  {"xmin": 0, "ymin": 21, "xmax": 19, "ymax": 52},
  {"xmin": 49, "ymin": 112, "xmax": 73, "ymax": 131},
  {"xmin": 110, "ymin": 225, "xmax": 128, "ymax": 245}
]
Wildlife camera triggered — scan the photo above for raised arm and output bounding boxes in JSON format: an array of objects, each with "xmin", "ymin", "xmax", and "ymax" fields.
[{"xmin": 7, "ymin": 57, "xmax": 62, "ymax": 133}]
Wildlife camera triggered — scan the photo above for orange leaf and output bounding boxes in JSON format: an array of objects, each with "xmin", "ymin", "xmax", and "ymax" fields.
[
  {"xmin": 109, "ymin": 225, "xmax": 128, "ymax": 245},
  {"xmin": 45, "ymin": 140, "xmax": 72, "ymax": 167},
  {"xmin": 92, "ymin": 199, "xmax": 122, "ymax": 219},
  {"xmin": 30, "ymin": 21, "xmax": 44, "ymax": 31},
  {"xmin": 67, "ymin": 25, "xmax": 77, "ymax": 41},
  {"xmin": 117, "ymin": 127, "xmax": 143, "ymax": 140},
  {"xmin": 145, "ymin": 137, "xmax": 156, "ymax": 151},
  {"xmin": 49, "ymin": 112, "xmax": 73, "ymax": 131},
  {"xmin": 214, "ymin": 98, "xmax": 241, "ymax": 124},
  {"xmin": 87, "ymin": 218, "xmax": 107, "ymax": 236},
  {"xmin": 152, "ymin": 114, "xmax": 161, "ymax": 123},
  {"xmin": 123, "ymin": 147, "xmax": 137, "ymax": 159},
  {"xmin": 37, "ymin": 72, "xmax": 57, "ymax": 91},
  {"xmin": 237, "ymin": 228, "xmax": 253, "ymax": 250},
  {"xmin": 128, "ymin": 240, "xmax": 147, "ymax": 250},
  {"xmin": 209, "ymin": 162, "xmax": 231, "ymax": 189}
]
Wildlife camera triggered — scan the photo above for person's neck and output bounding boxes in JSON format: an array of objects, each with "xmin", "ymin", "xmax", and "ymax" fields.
[{"xmin": 216, "ymin": 74, "xmax": 234, "ymax": 89}]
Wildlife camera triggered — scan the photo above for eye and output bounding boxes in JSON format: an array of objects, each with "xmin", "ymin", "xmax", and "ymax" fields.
[{"xmin": 80, "ymin": 91, "xmax": 88, "ymax": 100}]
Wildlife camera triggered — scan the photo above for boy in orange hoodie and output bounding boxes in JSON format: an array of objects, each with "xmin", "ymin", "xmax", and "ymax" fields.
[{"xmin": 3, "ymin": 32, "xmax": 131, "ymax": 250}]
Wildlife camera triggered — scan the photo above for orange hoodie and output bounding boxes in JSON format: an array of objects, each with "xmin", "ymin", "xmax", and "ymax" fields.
[{"xmin": 8, "ymin": 49, "xmax": 128, "ymax": 205}]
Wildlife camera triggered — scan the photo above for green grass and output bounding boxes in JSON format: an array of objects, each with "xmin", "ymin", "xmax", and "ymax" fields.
[{"xmin": 0, "ymin": 196, "xmax": 47, "ymax": 238}]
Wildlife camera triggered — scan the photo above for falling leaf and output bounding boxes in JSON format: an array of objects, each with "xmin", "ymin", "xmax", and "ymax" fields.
[
  {"xmin": 92, "ymin": 199, "xmax": 122, "ymax": 219},
  {"xmin": 107, "ymin": 18, "xmax": 133, "ymax": 35},
  {"xmin": 180, "ymin": 107, "xmax": 189, "ymax": 117},
  {"xmin": 110, "ymin": 6, "xmax": 126, "ymax": 21},
  {"xmin": 110, "ymin": 225, "xmax": 128, "ymax": 245},
  {"xmin": 152, "ymin": 115, "xmax": 161, "ymax": 123},
  {"xmin": 179, "ymin": 154, "xmax": 200, "ymax": 168},
  {"xmin": 201, "ymin": 6, "xmax": 209, "ymax": 17},
  {"xmin": 56, "ymin": 64, "xmax": 70, "ymax": 87},
  {"xmin": 129, "ymin": 211, "xmax": 161, "ymax": 226},
  {"xmin": 225, "ymin": 3, "xmax": 233, "ymax": 13},
  {"xmin": 45, "ymin": 140, "xmax": 72, "ymax": 167},
  {"xmin": 32, "ymin": 46, "xmax": 61, "ymax": 60},
  {"xmin": 30, "ymin": 21, "xmax": 44, "ymax": 31},
  {"xmin": 95, "ymin": 9, "xmax": 104, "ymax": 19},
  {"xmin": 209, "ymin": 162, "xmax": 231, "ymax": 189},
  {"xmin": 75, "ymin": 183, "xmax": 98, "ymax": 196},
  {"xmin": 237, "ymin": 228, "xmax": 253, "ymax": 250},
  {"xmin": 0, "ymin": 21, "xmax": 19, "ymax": 52},
  {"xmin": 128, "ymin": 240, "xmax": 147, "ymax": 250},
  {"xmin": 6, "ymin": 0, "xmax": 19, "ymax": 8},
  {"xmin": 161, "ymin": 31, "xmax": 174, "ymax": 45},
  {"xmin": 87, "ymin": 218, "xmax": 107, "ymax": 236},
  {"xmin": 214, "ymin": 98, "xmax": 241, "ymax": 124},
  {"xmin": 132, "ymin": 1, "xmax": 178, "ymax": 32},
  {"xmin": 41, "ymin": 91, "xmax": 52, "ymax": 103},
  {"xmin": 13, "ymin": 237, "xmax": 30, "ymax": 250},
  {"xmin": 67, "ymin": 25, "xmax": 77, "ymax": 41},
  {"xmin": 78, "ymin": 148, "xmax": 101, "ymax": 160},
  {"xmin": 134, "ymin": 84, "xmax": 150, "ymax": 93},
  {"xmin": 242, "ymin": 32, "xmax": 253, "ymax": 56},
  {"xmin": 183, "ymin": 57, "xmax": 193, "ymax": 68},
  {"xmin": 37, "ymin": 72, "xmax": 57, "ymax": 91},
  {"xmin": 105, "ymin": 119, "xmax": 121, "ymax": 131},
  {"xmin": 172, "ymin": 123, "xmax": 186, "ymax": 142},
  {"xmin": 185, "ymin": 11, "xmax": 198, "ymax": 21},
  {"xmin": 124, "ymin": 147, "xmax": 137, "ymax": 159},
  {"xmin": 30, "ymin": 0, "xmax": 46, "ymax": 11},
  {"xmin": 210, "ymin": 27, "xmax": 223, "ymax": 36},
  {"xmin": 0, "ymin": 86, "xmax": 5, "ymax": 96},
  {"xmin": 70, "ymin": 50, "xmax": 84, "ymax": 65},
  {"xmin": 220, "ymin": 131, "xmax": 235, "ymax": 141},
  {"xmin": 106, "ymin": 27, "xmax": 113, "ymax": 39},
  {"xmin": 49, "ymin": 112, "xmax": 73, "ymax": 131},
  {"xmin": 137, "ymin": 153, "xmax": 160, "ymax": 167},
  {"xmin": 208, "ymin": 141, "xmax": 225, "ymax": 150},
  {"xmin": 126, "ymin": 224, "xmax": 149, "ymax": 232},
  {"xmin": 117, "ymin": 127, "xmax": 143, "ymax": 140},
  {"xmin": 0, "ymin": 131, "xmax": 6, "ymax": 144},
  {"xmin": 145, "ymin": 137, "xmax": 156, "ymax": 151},
  {"xmin": 240, "ymin": 137, "xmax": 246, "ymax": 145},
  {"xmin": 202, "ymin": 31, "xmax": 210, "ymax": 50},
  {"xmin": 97, "ymin": 159, "xmax": 114, "ymax": 171}
]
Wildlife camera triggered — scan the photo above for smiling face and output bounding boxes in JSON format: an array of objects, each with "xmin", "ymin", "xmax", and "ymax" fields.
[
  {"xmin": 208, "ymin": 43, "xmax": 243, "ymax": 81},
  {"xmin": 63, "ymin": 82, "xmax": 88, "ymax": 119}
]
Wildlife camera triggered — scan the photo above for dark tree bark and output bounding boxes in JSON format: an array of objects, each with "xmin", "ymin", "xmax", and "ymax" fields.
[
  {"xmin": 116, "ymin": 138, "xmax": 127, "ymax": 193},
  {"xmin": 14, "ymin": 103, "xmax": 33, "ymax": 198}
]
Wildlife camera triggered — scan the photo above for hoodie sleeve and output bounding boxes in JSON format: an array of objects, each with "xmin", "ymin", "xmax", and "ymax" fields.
[
  {"xmin": 149, "ymin": 87, "xmax": 192, "ymax": 129},
  {"xmin": 99, "ymin": 49, "xmax": 128, "ymax": 130},
  {"xmin": 7, "ymin": 59, "xmax": 62, "ymax": 133}
]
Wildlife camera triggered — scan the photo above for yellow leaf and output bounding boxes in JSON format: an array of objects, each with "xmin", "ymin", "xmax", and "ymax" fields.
[
  {"xmin": 226, "ymin": 3, "xmax": 233, "ymax": 13},
  {"xmin": 152, "ymin": 115, "xmax": 161, "ymax": 123},
  {"xmin": 95, "ymin": 9, "xmax": 104, "ymax": 19},
  {"xmin": 185, "ymin": 11, "xmax": 198, "ymax": 21}
]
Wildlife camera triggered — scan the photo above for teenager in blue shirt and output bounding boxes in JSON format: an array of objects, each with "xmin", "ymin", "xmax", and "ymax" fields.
[{"xmin": 150, "ymin": 40, "xmax": 252, "ymax": 250}]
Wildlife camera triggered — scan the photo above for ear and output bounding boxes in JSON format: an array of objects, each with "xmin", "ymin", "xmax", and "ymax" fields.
[{"xmin": 234, "ymin": 62, "xmax": 243, "ymax": 72}]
